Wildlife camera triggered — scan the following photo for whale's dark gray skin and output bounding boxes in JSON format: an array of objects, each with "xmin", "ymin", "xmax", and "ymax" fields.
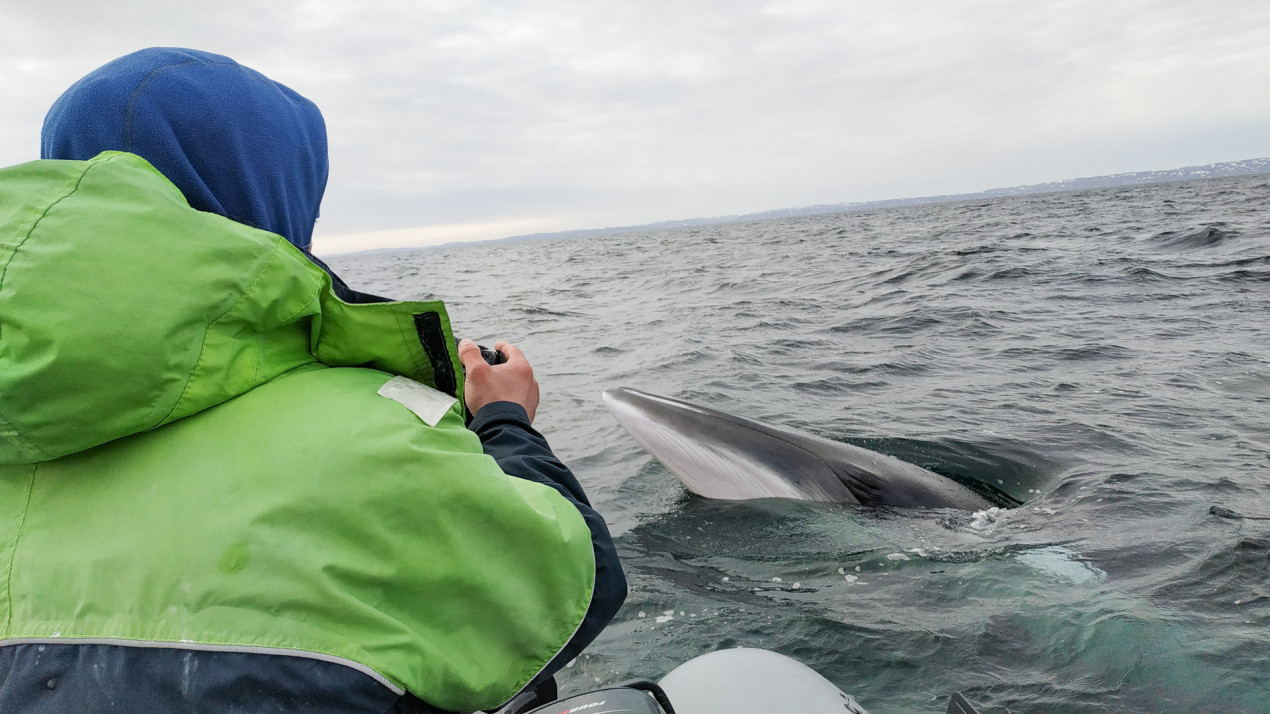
[{"xmin": 602, "ymin": 387, "xmax": 993, "ymax": 511}]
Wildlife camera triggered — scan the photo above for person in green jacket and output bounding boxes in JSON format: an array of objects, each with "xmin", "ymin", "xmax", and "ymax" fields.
[{"xmin": 0, "ymin": 47, "xmax": 625, "ymax": 713}]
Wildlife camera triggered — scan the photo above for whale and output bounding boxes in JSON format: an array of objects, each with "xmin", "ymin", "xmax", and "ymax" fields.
[{"xmin": 602, "ymin": 387, "xmax": 995, "ymax": 511}]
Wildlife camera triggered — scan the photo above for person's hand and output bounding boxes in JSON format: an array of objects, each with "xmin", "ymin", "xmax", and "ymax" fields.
[{"xmin": 457, "ymin": 339, "xmax": 540, "ymax": 423}]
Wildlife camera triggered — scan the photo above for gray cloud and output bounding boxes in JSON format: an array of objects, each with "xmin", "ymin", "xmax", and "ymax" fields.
[{"xmin": 4, "ymin": 1, "xmax": 1269, "ymax": 251}]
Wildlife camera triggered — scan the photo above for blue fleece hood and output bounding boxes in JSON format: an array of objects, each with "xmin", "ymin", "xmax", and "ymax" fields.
[{"xmin": 41, "ymin": 47, "xmax": 327, "ymax": 250}]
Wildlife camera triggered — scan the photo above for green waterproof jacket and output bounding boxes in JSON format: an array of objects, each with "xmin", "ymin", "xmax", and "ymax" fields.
[{"xmin": 0, "ymin": 152, "xmax": 596, "ymax": 711}]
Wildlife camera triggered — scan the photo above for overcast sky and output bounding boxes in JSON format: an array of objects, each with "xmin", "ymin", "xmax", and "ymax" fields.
[{"xmin": 4, "ymin": 1, "xmax": 1269, "ymax": 254}]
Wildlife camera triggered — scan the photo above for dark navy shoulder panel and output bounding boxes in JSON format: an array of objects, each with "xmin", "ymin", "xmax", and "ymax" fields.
[{"xmin": 0, "ymin": 643, "xmax": 449, "ymax": 714}]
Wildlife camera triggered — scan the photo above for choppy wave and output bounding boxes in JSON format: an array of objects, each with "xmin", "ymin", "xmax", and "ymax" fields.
[{"xmin": 332, "ymin": 173, "xmax": 1270, "ymax": 712}]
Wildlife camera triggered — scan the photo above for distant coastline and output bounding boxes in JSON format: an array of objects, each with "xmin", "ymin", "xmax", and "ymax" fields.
[{"xmin": 340, "ymin": 157, "xmax": 1270, "ymax": 255}]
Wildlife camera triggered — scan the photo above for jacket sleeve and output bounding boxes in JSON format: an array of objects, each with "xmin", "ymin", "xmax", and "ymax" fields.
[{"xmin": 467, "ymin": 402, "xmax": 627, "ymax": 682}]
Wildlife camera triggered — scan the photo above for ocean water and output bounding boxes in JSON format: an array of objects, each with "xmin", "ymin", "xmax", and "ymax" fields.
[{"xmin": 329, "ymin": 174, "xmax": 1270, "ymax": 713}]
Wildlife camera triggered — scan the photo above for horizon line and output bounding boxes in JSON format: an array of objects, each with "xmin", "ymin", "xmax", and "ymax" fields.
[{"xmin": 319, "ymin": 155, "xmax": 1270, "ymax": 258}]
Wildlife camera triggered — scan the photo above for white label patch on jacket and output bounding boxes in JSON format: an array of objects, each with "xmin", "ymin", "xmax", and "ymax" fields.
[{"xmin": 377, "ymin": 376, "xmax": 458, "ymax": 427}]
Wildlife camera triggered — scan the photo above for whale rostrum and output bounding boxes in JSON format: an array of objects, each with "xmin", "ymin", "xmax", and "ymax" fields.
[{"xmin": 602, "ymin": 387, "xmax": 994, "ymax": 511}]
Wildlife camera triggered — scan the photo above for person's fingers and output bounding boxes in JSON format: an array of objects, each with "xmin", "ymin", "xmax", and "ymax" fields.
[
  {"xmin": 494, "ymin": 341, "xmax": 527, "ymax": 365},
  {"xmin": 457, "ymin": 339, "xmax": 486, "ymax": 372}
]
